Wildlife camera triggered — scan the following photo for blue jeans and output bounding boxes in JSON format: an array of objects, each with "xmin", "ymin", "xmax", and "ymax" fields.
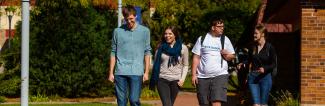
[
  {"xmin": 248, "ymin": 72, "xmax": 272, "ymax": 105},
  {"xmin": 115, "ymin": 75, "xmax": 142, "ymax": 106}
]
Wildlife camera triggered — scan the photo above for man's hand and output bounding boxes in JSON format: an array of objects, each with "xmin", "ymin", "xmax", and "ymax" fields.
[
  {"xmin": 143, "ymin": 55, "xmax": 150, "ymax": 82},
  {"xmin": 221, "ymin": 49, "xmax": 231, "ymax": 55},
  {"xmin": 143, "ymin": 73, "xmax": 149, "ymax": 82},
  {"xmin": 221, "ymin": 49, "xmax": 235, "ymax": 61},
  {"xmin": 109, "ymin": 56, "xmax": 116, "ymax": 83},
  {"xmin": 191, "ymin": 54, "xmax": 200, "ymax": 88},
  {"xmin": 221, "ymin": 49, "xmax": 231, "ymax": 59},
  {"xmin": 108, "ymin": 73, "xmax": 114, "ymax": 83},
  {"xmin": 191, "ymin": 75, "xmax": 198, "ymax": 87}
]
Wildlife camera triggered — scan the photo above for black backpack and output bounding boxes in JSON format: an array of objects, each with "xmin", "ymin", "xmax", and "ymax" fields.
[
  {"xmin": 266, "ymin": 43, "xmax": 278, "ymax": 77},
  {"xmin": 200, "ymin": 34, "xmax": 225, "ymax": 67}
]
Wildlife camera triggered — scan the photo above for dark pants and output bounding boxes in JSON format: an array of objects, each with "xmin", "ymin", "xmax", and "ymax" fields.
[{"xmin": 157, "ymin": 78, "xmax": 179, "ymax": 106}]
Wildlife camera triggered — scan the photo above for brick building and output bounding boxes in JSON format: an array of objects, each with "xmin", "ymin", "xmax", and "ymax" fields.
[
  {"xmin": 251, "ymin": 0, "xmax": 325, "ymax": 105},
  {"xmin": 300, "ymin": 0, "xmax": 325, "ymax": 105}
]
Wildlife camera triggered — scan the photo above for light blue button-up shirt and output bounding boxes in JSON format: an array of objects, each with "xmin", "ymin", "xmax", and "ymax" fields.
[{"xmin": 111, "ymin": 23, "xmax": 152, "ymax": 75}]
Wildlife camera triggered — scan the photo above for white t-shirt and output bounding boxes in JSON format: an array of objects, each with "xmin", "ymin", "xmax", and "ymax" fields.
[{"xmin": 192, "ymin": 33, "xmax": 235, "ymax": 78}]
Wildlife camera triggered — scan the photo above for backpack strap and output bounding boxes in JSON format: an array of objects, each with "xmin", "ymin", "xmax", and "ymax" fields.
[
  {"xmin": 200, "ymin": 34, "xmax": 226, "ymax": 68},
  {"xmin": 220, "ymin": 35, "xmax": 225, "ymax": 68},
  {"xmin": 221, "ymin": 35, "xmax": 225, "ymax": 49},
  {"xmin": 266, "ymin": 43, "xmax": 278, "ymax": 77},
  {"xmin": 200, "ymin": 35, "xmax": 206, "ymax": 45}
]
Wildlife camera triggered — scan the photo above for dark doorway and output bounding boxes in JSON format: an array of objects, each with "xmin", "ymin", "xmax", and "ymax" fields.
[{"xmin": 268, "ymin": 30, "xmax": 301, "ymax": 93}]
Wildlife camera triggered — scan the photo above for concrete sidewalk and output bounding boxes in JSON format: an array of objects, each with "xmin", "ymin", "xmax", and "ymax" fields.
[{"xmin": 146, "ymin": 92, "xmax": 239, "ymax": 106}]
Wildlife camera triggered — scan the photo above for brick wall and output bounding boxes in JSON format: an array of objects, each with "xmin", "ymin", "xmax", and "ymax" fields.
[{"xmin": 301, "ymin": 7, "xmax": 325, "ymax": 105}]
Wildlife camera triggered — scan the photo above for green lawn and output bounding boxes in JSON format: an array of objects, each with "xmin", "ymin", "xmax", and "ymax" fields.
[{"xmin": 181, "ymin": 74, "xmax": 196, "ymax": 92}]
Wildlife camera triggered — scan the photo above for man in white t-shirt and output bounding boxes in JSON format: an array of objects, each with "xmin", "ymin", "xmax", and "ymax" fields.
[{"xmin": 191, "ymin": 17, "xmax": 235, "ymax": 106}]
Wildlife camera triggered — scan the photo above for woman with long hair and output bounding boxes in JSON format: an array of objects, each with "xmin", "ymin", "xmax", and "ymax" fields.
[
  {"xmin": 246, "ymin": 24, "xmax": 277, "ymax": 106},
  {"xmin": 149, "ymin": 26, "xmax": 189, "ymax": 106}
]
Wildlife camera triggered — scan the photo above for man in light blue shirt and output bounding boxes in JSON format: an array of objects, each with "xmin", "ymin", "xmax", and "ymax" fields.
[{"xmin": 108, "ymin": 5, "xmax": 151, "ymax": 106}]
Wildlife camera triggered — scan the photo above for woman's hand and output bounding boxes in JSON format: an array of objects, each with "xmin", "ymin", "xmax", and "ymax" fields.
[
  {"xmin": 237, "ymin": 63, "xmax": 243, "ymax": 70},
  {"xmin": 258, "ymin": 67, "xmax": 265, "ymax": 73},
  {"xmin": 178, "ymin": 80, "xmax": 184, "ymax": 87}
]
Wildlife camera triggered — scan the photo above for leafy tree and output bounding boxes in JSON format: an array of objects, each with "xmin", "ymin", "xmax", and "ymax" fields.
[
  {"xmin": 125, "ymin": 0, "xmax": 260, "ymax": 48},
  {"xmin": 0, "ymin": 22, "xmax": 22, "ymax": 97},
  {"xmin": 0, "ymin": 0, "xmax": 261, "ymax": 98},
  {"xmin": 29, "ymin": 1, "xmax": 116, "ymax": 97},
  {"xmin": 1, "ymin": 0, "xmax": 117, "ymax": 97}
]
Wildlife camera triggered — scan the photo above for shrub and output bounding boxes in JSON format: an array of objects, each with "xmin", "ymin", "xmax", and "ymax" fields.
[
  {"xmin": 29, "ymin": 92, "xmax": 50, "ymax": 102},
  {"xmin": 0, "ymin": 96, "xmax": 6, "ymax": 103},
  {"xmin": 0, "ymin": 55, "xmax": 21, "ymax": 97},
  {"xmin": 271, "ymin": 90, "xmax": 299, "ymax": 106},
  {"xmin": 141, "ymin": 86, "xmax": 159, "ymax": 100},
  {"xmin": 5, "ymin": 1, "xmax": 116, "ymax": 97},
  {"xmin": 48, "ymin": 94, "xmax": 62, "ymax": 102}
]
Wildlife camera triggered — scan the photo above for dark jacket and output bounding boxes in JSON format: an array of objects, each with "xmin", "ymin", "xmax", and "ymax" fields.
[{"xmin": 249, "ymin": 42, "xmax": 277, "ymax": 74}]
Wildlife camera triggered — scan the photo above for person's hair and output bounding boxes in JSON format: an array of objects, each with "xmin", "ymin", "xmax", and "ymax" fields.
[
  {"xmin": 253, "ymin": 23, "xmax": 268, "ymax": 55},
  {"xmin": 210, "ymin": 17, "xmax": 224, "ymax": 26},
  {"xmin": 122, "ymin": 5, "xmax": 136, "ymax": 17},
  {"xmin": 155, "ymin": 26, "xmax": 180, "ymax": 50},
  {"xmin": 162, "ymin": 26, "xmax": 180, "ymax": 42},
  {"xmin": 255, "ymin": 23, "xmax": 267, "ymax": 34}
]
